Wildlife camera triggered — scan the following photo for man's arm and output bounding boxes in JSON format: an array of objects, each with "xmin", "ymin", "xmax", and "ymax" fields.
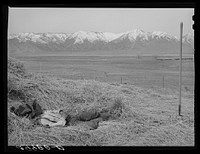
[{"xmin": 48, "ymin": 120, "xmax": 66, "ymax": 127}]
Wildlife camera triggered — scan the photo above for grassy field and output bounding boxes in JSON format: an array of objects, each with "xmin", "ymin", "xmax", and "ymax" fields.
[
  {"xmin": 7, "ymin": 54, "xmax": 194, "ymax": 147},
  {"xmin": 13, "ymin": 54, "xmax": 194, "ymax": 94}
]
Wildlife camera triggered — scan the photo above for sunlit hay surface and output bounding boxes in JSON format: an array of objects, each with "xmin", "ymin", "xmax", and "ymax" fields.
[{"xmin": 7, "ymin": 57, "xmax": 194, "ymax": 146}]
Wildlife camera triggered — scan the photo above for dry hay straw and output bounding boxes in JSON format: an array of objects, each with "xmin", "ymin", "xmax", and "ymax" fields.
[
  {"xmin": 7, "ymin": 57, "xmax": 133, "ymax": 146},
  {"xmin": 7, "ymin": 57, "xmax": 194, "ymax": 146}
]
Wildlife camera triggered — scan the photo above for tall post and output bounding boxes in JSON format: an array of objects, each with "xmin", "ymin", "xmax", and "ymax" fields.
[{"xmin": 179, "ymin": 22, "xmax": 183, "ymax": 116}]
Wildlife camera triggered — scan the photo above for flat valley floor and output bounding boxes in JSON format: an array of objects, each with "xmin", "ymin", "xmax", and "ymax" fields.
[{"xmin": 14, "ymin": 55, "xmax": 194, "ymax": 94}]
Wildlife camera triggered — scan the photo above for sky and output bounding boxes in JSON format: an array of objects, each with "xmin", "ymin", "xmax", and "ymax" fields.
[{"xmin": 8, "ymin": 7, "xmax": 194, "ymax": 37}]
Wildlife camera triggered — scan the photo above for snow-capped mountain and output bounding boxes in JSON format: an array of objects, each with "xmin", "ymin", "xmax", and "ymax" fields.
[
  {"xmin": 117, "ymin": 29, "xmax": 150, "ymax": 42},
  {"xmin": 103, "ymin": 32, "xmax": 123, "ymax": 42},
  {"xmin": 182, "ymin": 33, "xmax": 194, "ymax": 47},
  {"xmin": 8, "ymin": 29, "xmax": 194, "ymax": 55},
  {"xmin": 67, "ymin": 31, "xmax": 104, "ymax": 44},
  {"xmin": 8, "ymin": 32, "xmax": 70, "ymax": 43}
]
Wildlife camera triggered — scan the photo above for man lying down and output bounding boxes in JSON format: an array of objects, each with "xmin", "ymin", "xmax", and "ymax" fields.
[
  {"xmin": 40, "ymin": 109, "xmax": 103, "ymax": 130},
  {"xmin": 10, "ymin": 100, "xmax": 111, "ymax": 130}
]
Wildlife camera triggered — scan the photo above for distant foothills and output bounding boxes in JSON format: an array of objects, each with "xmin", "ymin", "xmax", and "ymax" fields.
[{"xmin": 8, "ymin": 29, "xmax": 194, "ymax": 55}]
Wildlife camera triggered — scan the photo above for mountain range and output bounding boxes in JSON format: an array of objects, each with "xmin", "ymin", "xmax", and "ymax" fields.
[{"xmin": 8, "ymin": 29, "xmax": 194, "ymax": 55}]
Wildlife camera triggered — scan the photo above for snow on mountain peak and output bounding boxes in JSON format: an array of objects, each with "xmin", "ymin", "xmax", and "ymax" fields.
[
  {"xmin": 118, "ymin": 29, "xmax": 149, "ymax": 41},
  {"xmin": 152, "ymin": 31, "xmax": 170, "ymax": 38},
  {"xmin": 9, "ymin": 32, "xmax": 70, "ymax": 44},
  {"xmin": 14, "ymin": 32, "xmax": 46, "ymax": 43},
  {"xmin": 8, "ymin": 30, "xmax": 194, "ymax": 53},
  {"xmin": 68, "ymin": 31, "xmax": 116, "ymax": 44},
  {"xmin": 152, "ymin": 31, "xmax": 178, "ymax": 41},
  {"xmin": 183, "ymin": 33, "xmax": 194, "ymax": 39},
  {"xmin": 102, "ymin": 32, "xmax": 123, "ymax": 42},
  {"xmin": 183, "ymin": 33, "xmax": 194, "ymax": 46},
  {"xmin": 152, "ymin": 31, "xmax": 167, "ymax": 36},
  {"xmin": 9, "ymin": 29, "xmax": 192, "ymax": 45}
]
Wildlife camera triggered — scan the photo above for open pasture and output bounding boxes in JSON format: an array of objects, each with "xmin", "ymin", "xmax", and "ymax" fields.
[{"xmin": 14, "ymin": 54, "xmax": 194, "ymax": 95}]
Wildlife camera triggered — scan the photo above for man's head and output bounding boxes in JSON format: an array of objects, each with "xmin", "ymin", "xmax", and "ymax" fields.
[
  {"xmin": 59, "ymin": 110, "xmax": 71, "ymax": 125},
  {"xmin": 59, "ymin": 110, "xmax": 69, "ymax": 118}
]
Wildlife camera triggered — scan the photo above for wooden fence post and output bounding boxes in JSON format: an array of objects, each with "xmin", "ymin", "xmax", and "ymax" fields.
[{"xmin": 179, "ymin": 22, "xmax": 183, "ymax": 116}]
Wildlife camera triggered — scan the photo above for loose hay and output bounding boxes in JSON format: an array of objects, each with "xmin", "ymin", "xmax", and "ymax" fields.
[{"xmin": 7, "ymin": 57, "xmax": 194, "ymax": 146}]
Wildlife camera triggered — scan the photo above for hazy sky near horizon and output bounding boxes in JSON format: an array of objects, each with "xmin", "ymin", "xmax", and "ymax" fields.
[{"xmin": 8, "ymin": 7, "xmax": 194, "ymax": 37}]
